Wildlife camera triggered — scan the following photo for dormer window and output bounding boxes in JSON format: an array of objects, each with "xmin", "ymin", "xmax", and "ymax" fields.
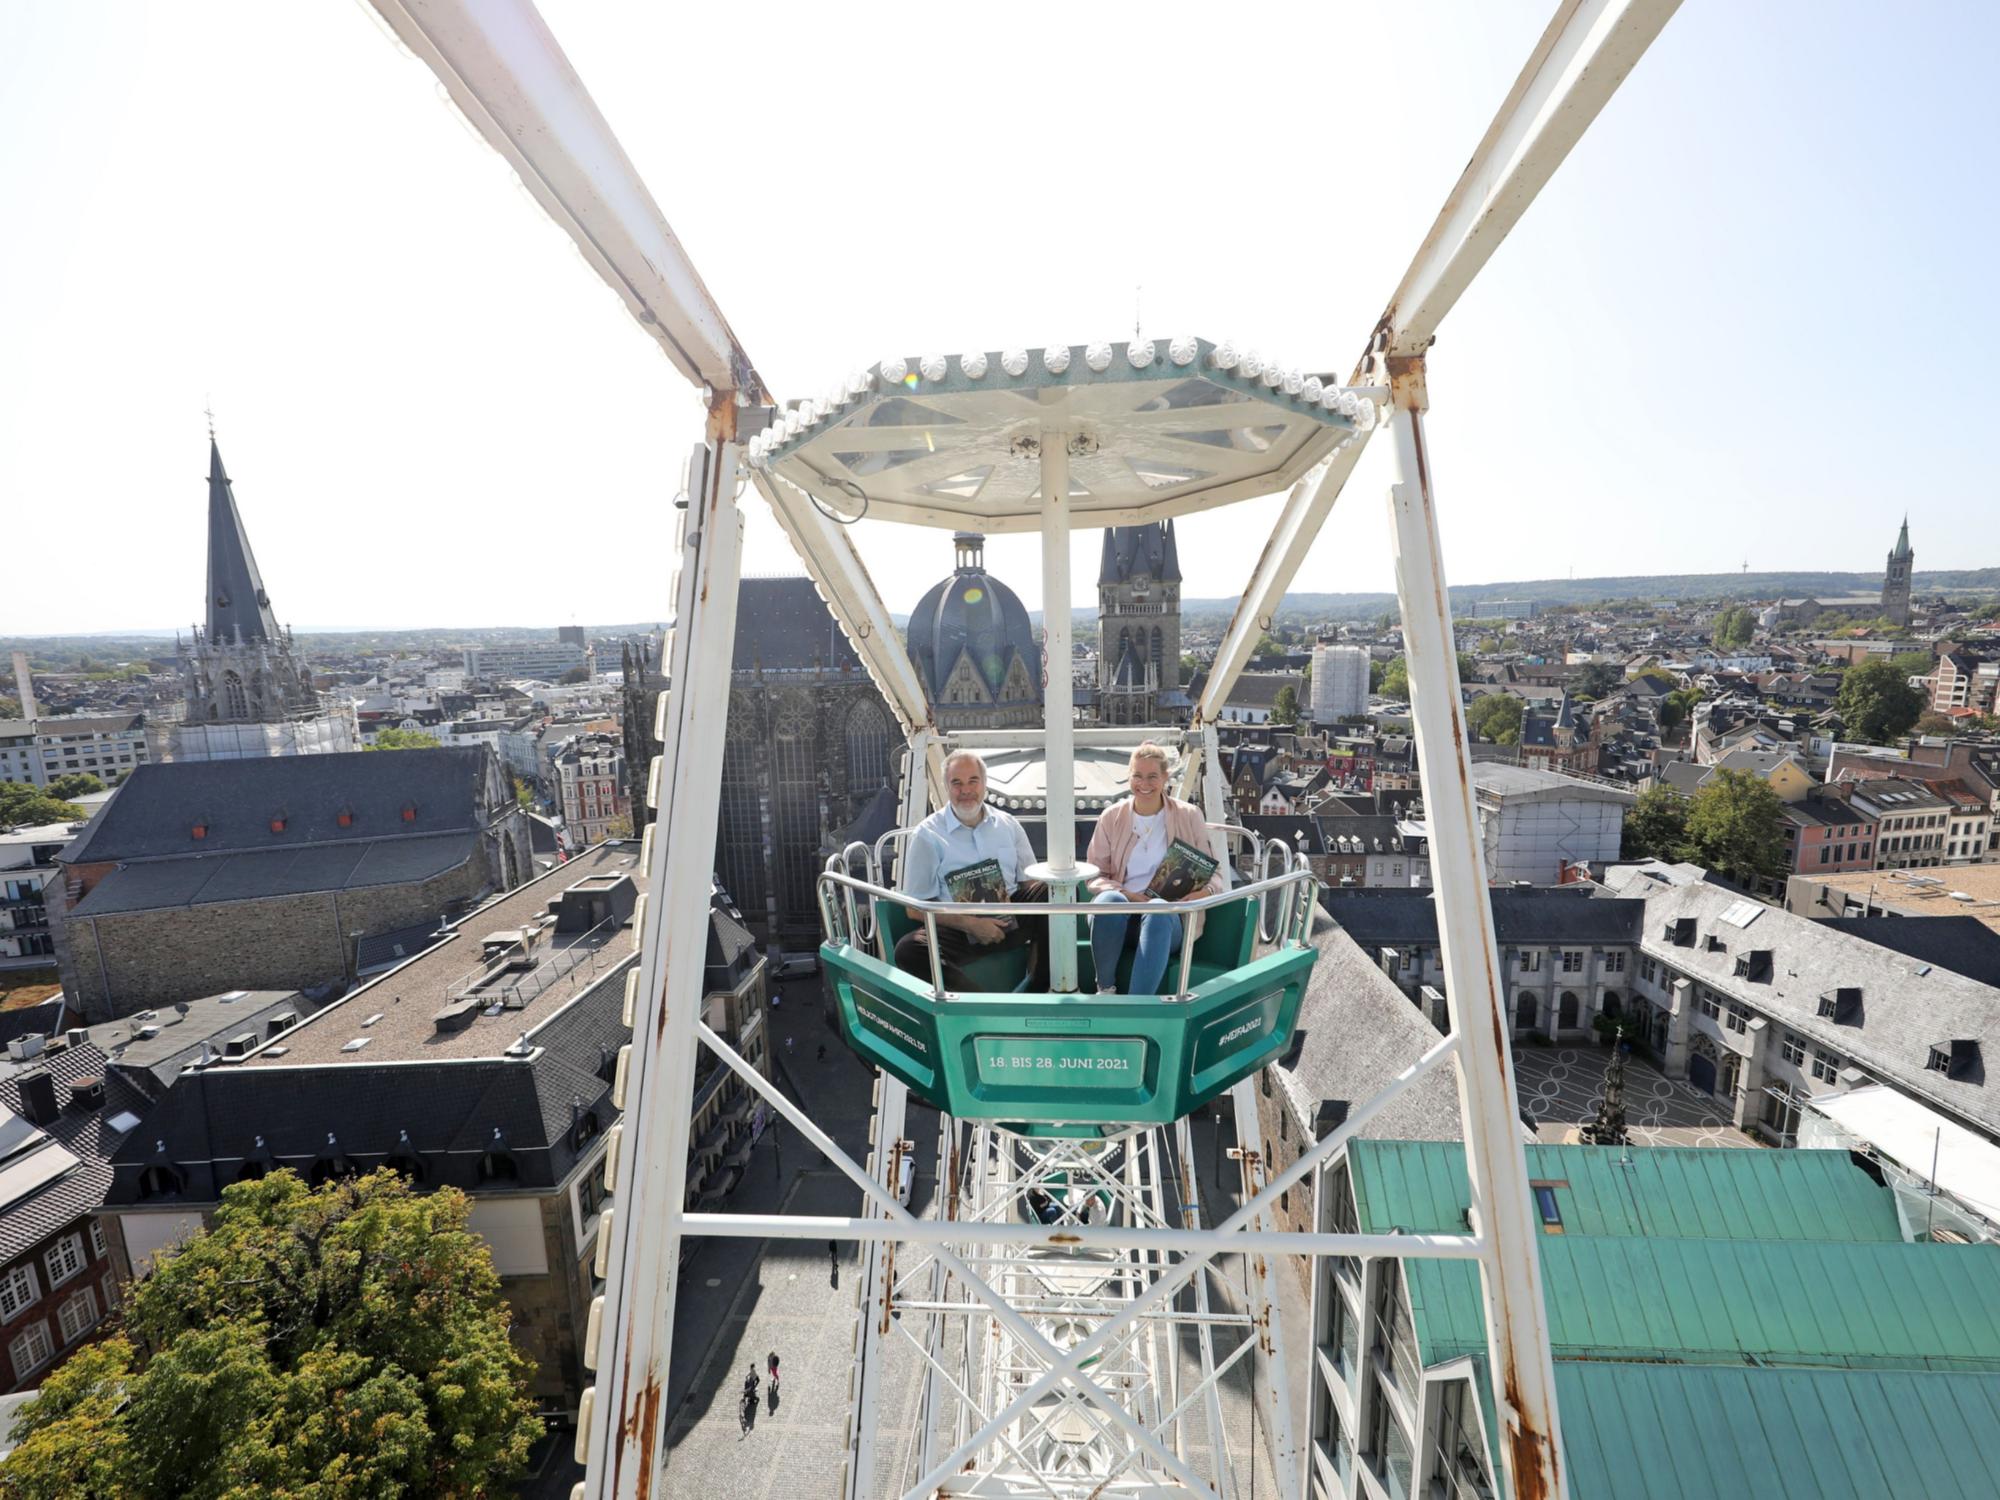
[
  {"xmin": 191, "ymin": 823, "xmax": 208, "ymax": 840},
  {"xmin": 269, "ymin": 815, "xmax": 287, "ymax": 833},
  {"xmin": 401, "ymin": 804, "xmax": 418, "ymax": 823},
  {"xmin": 337, "ymin": 809, "xmax": 354, "ymax": 828},
  {"xmin": 1929, "ymin": 1040, "xmax": 1983, "ymax": 1083}
]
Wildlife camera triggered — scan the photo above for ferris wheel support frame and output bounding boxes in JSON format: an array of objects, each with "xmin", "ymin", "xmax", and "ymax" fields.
[{"xmin": 360, "ymin": 2, "xmax": 1686, "ymax": 1495}]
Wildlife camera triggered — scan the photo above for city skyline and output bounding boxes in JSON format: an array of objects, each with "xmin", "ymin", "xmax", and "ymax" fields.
[{"xmin": 3, "ymin": 2, "xmax": 1996, "ymax": 634}]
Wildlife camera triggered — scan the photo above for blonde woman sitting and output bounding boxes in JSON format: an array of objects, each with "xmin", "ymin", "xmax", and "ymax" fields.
[{"xmin": 1084, "ymin": 743, "xmax": 1224, "ymax": 995}]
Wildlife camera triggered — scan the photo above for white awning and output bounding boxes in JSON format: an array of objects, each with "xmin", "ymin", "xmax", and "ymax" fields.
[{"xmin": 1807, "ymin": 1085, "xmax": 2000, "ymax": 1221}]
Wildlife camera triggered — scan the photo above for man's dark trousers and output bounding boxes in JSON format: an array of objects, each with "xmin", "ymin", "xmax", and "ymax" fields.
[{"xmin": 893, "ymin": 880, "xmax": 1051, "ymax": 992}]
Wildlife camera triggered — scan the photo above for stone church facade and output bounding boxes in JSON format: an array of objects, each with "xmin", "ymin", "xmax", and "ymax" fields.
[{"xmin": 713, "ymin": 579, "xmax": 898, "ymax": 952}]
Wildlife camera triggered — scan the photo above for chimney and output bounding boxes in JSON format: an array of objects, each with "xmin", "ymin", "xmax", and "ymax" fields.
[
  {"xmin": 10, "ymin": 651, "xmax": 37, "ymax": 722},
  {"xmin": 67, "ymin": 1077, "xmax": 104, "ymax": 1112},
  {"xmin": 16, "ymin": 1071, "xmax": 59, "ymax": 1127}
]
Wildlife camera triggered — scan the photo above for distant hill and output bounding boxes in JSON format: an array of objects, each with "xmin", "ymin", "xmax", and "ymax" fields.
[{"xmin": 1171, "ymin": 567, "xmax": 2000, "ymax": 621}]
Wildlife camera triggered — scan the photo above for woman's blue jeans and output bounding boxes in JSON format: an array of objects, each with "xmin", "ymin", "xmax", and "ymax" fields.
[{"xmin": 1089, "ymin": 890, "xmax": 1184, "ymax": 995}]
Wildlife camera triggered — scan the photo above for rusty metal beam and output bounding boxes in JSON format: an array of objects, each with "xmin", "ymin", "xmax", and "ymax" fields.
[{"xmin": 366, "ymin": 0, "xmax": 767, "ymax": 402}]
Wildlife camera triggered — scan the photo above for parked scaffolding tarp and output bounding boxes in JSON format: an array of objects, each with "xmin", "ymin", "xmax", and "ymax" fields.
[{"xmin": 1802, "ymin": 1085, "xmax": 2000, "ymax": 1234}]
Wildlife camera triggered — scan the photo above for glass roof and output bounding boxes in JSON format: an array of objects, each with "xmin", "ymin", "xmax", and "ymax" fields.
[{"xmin": 749, "ymin": 339, "xmax": 1373, "ymax": 532}]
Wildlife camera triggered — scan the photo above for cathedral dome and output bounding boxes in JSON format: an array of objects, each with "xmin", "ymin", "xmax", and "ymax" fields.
[{"xmin": 907, "ymin": 533, "xmax": 1041, "ymax": 713}]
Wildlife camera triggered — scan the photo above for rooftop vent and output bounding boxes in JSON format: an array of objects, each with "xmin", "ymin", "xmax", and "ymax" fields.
[
  {"xmin": 5, "ymin": 1035, "xmax": 45, "ymax": 1063},
  {"xmin": 432, "ymin": 997, "xmax": 481, "ymax": 1035},
  {"xmin": 265, "ymin": 1012, "xmax": 298, "ymax": 1038},
  {"xmin": 135, "ymin": 1024, "xmax": 161, "ymax": 1041},
  {"xmin": 64, "ymin": 1029, "xmax": 88, "ymax": 1048},
  {"xmin": 222, "ymin": 1032, "xmax": 258, "ymax": 1059},
  {"xmin": 340, "ymin": 1037, "xmax": 371, "ymax": 1054},
  {"xmin": 1703, "ymin": 934, "xmax": 1726, "ymax": 953}
]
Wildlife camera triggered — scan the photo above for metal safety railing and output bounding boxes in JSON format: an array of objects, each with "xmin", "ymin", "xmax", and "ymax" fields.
[{"xmin": 815, "ymin": 862, "xmax": 1319, "ymax": 1002}]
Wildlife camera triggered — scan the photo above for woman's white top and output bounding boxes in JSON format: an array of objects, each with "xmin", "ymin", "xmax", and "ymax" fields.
[{"xmin": 1123, "ymin": 807, "xmax": 1169, "ymax": 893}]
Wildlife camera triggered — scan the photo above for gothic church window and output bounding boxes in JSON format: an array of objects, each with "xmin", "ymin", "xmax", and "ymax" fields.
[{"xmin": 223, "ymin": 671, "xmax": 248, "ymax": 719}]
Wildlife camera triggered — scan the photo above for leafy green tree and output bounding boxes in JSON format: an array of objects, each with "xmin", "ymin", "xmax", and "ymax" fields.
[
  {"xmin": 1621, "ymin": 784, "xmax": 1691, "ymax": 862},
  {"xmin": 44, "ymin": 773, "xmax": 104, "ymax": 801},
  {"xmin": 1913, "ymin": 711, "xmax": 1958, "ymax": 737},
  {"xmin": 1659, "ymin": 687, "xmax": 1703, "ymax": 731},
  {"xmin": 0, "ymin": 1170, "xmax": 540, "ymax": 1500},
  {"xmin": 1682, "ymin": 769, "xmax": 1788, "ymax": 885},
  {"xmin": 1270, "ymin": 685, "xmax": 1300, "ymax": 727},
  {"xmin": 366, "ymin": 727, "xmax": 442, "ymax": 751},
  {"xmin": 559, "ymin": 665, "xmax": 593, "ymax": 684},
  {"xmin": 1179, "ymin": 652, "xmax": 1202, "ymax": 680},
  {"xmin": 1711, "ymin": 607, "xmax": 1756, "ymax": 649},
  {"xmin": 0, "ymin": 783, "xmax": 85, "ymax": 827},
  {"xmin": 1466, "ymin": 693, "xmax": 1524, "ymax": 745},
  {"xmin": 1375, "ymin": 653, "xmax": 1474, "ymax": 701},
  {"xmin": 1250, "ymin": 635, "xmax": 1285, "ymax": 661},
  {"xmin": 1888, "ymin": 651, "xmax": 1935, "ymax": 680},
  {"xmin": 512, "ymin": 775, "xmax": 535, "ymax": 809},
  {"xmin": 1834, "ymin": 659, "xmax": 1927, "ymax": 744},
  {"xmin": 1575, "ymin": 661, "xmax": 1624, "ymax": 699},
  {"xmin": 0, "ymin": 697, "xmax": 19, "ymax": 720}
]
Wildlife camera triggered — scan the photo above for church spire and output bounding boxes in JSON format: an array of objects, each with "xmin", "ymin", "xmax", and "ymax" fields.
[
  {"xmin": 205, "ymin": 438, "xmax": 281, "ymax": 644},
  {"xmin": 1894, "ymin": 514, "xmax": 1911, "ymax": 559}
]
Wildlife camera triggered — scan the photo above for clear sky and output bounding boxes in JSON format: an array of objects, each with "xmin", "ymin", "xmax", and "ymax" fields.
[{"xmin": 2, "ymin": 2, "xmax": 1994, "ymax": 634}]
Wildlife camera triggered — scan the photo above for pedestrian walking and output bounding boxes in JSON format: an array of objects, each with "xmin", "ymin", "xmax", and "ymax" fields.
[
  {"xmin": 816, "ymin": 1043, "xmax": 827, "ymax": 1064},
  {"xmin": 767, "ymin": 1351, "xmax": 781, "ymax": 1390},
  {"xmin": 785, "ymin": 1036, "xmax": 794, "ymax": 1058}
]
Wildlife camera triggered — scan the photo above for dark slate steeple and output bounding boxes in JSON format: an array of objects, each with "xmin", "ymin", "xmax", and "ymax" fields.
[
  {"xmin": 1097, "ymin": 521, "xmax": 1183, "ymax": 586},
  {"xmin": 1893, "ymin": 515, "xmax": 1911, "ymax": 560},
  {"xmin": 205, "ymin": 439, "xmax": 280, "ymax": 645}
]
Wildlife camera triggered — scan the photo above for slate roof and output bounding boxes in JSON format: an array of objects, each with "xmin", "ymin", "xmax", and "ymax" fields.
[
  {"xmin": 203, "ymin": 439, "xmax": 282, "ymax": 645},
  {"xmin": 61, "ymin": 747, "xmax": 497, "ymax": 864},
  {"xmin": 730, "ymin": 577, "xmax": 866, "ymax": 674},
  {"xmin": 1635, "ymin": 881, "xmax": 2000, "ymax": 1135},
  {"xmin": 1267, "ymin": 916, "xmax": 1462, "ymax": 1143},
  {"xmin": 1097, "ymin": 521, "xmax": 1181, "ymax": 585},
  {"xmin": 1322, "ymin": 888, "xmax": 1645, "ymax": 949},
  {"xmin": 1813, "ymin": 915, "xmax": 2000, "ymax": 989},
  {"xmin": 0, "ymin": 1041, "xmax": 146, "ymax": 1262},
  {"xmin": 70, "ymin": 832, "xmax": 476, "ymax": 917}
]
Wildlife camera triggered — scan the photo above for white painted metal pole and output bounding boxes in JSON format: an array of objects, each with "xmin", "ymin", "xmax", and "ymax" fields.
[
  {"xmin": 1039, "ymin": 417, "xmax": 1081, "ymax": 990},
  {"xmin": 846, "ymin": 1075, "xmax": 907, "ymax": 1500},
  {"xmin": 1229, "ymin": 1077, "xmax": 1301, "ymax": 1500},
  {"xmin": 1382, "ymin": 366, "xmax": 1567, "ymax": 1500},
  {"xmin": 579, "ymin": 438, "xmax": 745, "ymax": 1500}
]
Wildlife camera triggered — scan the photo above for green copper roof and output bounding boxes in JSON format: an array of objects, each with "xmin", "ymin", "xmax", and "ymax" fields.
[
  {"xmin": 1557, "ymin": 1363, "xmax": 2000, "ymax": 1500},
  {"xmin": 1346, "ymin": 1141, "xmax": 1903, "ymax": 1242},
  {"xmin": 1407, "ymin": 1238, "xmax": 2000, "ymax": 1370}
]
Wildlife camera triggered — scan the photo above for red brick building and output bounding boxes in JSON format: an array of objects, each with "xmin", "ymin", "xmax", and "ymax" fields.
[{"xmin": 0, "ymin": 1039, "xmax": 129, "ymax": 1393}]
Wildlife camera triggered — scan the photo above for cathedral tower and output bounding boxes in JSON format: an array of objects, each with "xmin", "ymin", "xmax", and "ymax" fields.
[
  {"xmin": 1096, "ymin": 520, "xmax": 1183, "ymax": 726},
  {"xmin": 170, "ymin": 439, "xmax": 355, "ymax": 759},
  {"xmin": 1880, "ymin": 516, "xmax": 1914, "ymax": 629}
]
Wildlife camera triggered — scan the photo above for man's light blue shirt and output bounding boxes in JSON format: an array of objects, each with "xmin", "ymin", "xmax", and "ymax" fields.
[{"xmin": 898, "ymin": 802, "xmax": 1036, "ymax": 901}]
